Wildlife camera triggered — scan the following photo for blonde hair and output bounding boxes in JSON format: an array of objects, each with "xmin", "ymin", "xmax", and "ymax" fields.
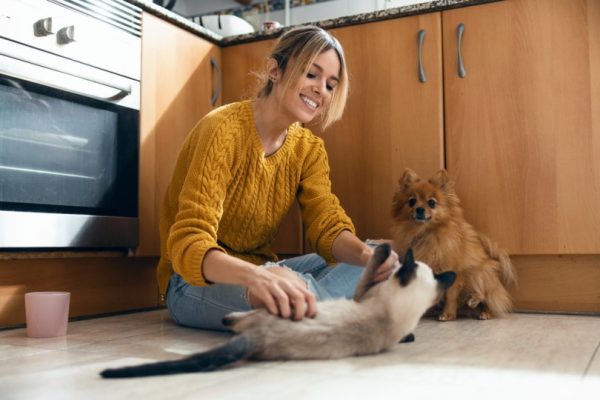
[{"xmin": 256, "ymin": 25, "xmax": 349, "ymax": 129}]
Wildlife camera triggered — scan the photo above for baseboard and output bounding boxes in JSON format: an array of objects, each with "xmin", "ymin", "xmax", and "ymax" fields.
[
  {"xmin": 511, "ymin": 254, "xmax": 600, "ymax": 314},
  {"xmin": 0, "ymin": 255, "xmax": 159, "ymax": 327}
]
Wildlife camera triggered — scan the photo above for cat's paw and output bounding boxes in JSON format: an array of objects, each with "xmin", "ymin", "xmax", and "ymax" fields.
[
  {"xmin": 222, "ymin": 311, "xmax": 250, "ymax": 327},
  {"xmin": 399, "ymin": 333, "xmax": 415, "ymax": 343}
]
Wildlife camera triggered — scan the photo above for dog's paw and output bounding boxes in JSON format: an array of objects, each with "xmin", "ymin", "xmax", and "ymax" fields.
[
  {"xmin": 467, "ymin": 296, "xmax": 481, "ymax": 309},
  {"xmin": 478, "ymin": 311, "xmax": 492, "ymax": 320},
  {"xmin": 438, "ymin": 312, "xmax": 456, "ymax": 322}
]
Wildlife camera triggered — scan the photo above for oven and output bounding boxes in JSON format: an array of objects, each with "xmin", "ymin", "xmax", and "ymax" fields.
[{"xmin": 0, "ymin": 0, "xmax": 142, "ymax": 249}]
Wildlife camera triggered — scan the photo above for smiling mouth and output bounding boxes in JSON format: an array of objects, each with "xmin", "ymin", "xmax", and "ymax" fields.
[
  {"xmin": 300, "ymin": 94, "xmax": 319, "ymax": 110},
  {"xmin": 414, "ymin": 215, "xmax": 431, "ymax": 223}
]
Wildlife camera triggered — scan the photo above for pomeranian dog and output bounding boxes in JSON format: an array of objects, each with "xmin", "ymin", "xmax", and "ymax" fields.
[{"xmin": 390, "ymin": 168, "xmax": 516, "ymax": 321}]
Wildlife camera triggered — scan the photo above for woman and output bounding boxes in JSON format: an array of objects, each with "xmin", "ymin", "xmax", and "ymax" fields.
[{"xmin": 157, "ymin": 25, "xmax": 398, "ymax": 331}]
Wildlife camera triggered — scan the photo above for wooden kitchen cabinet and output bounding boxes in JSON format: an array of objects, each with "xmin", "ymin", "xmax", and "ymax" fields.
[
  {"xmin": 137, "ymin": 12, "xmax": 222, "ymax": 256},
  {"xmin": 442, "ymin": 0, "xmax": 600, "ymax": 312},
  {"xmin": 443, "ymin": 0, "xmax": 600, "ymax": 255},
  {"xmin": 315, "ymin": 13, "xmax": 445, "ymax": 241},
  {"xmin": 221, "ymin": 39, "xmax": 276, "ymax": 104},
  {"xmin": 136, "ymin": 0, "xmax": 599, "ymax": 312},
  {"xmin": 318, "ymin": 0, "xmax": 598, "ymax": 312}
]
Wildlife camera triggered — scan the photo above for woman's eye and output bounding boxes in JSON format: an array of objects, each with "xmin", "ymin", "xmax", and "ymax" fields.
[
  {"xmin": 307, "ymin": 72, "xmax": 316, "ymax": 79},
  {"xmin": 408, "ymin": 197, "xmax": 417, "ymax": 207},
  {"xmin": 326, "ymin": 83, "xmax": 334, "ymax": 91},
  {"xmin": 428, "ymin": 199, "xmax": 437, "ymax": 208}
]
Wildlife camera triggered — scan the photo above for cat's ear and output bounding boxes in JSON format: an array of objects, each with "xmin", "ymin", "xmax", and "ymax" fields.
[
  {"xmin": 429, "ymin": 169, "xmax": 454, "ymax": 192},
  {"xmin": 395, "ymin": 248, "xmax": 417, "ymax": 287},
  {"xmin": 399, "ymin": 168, "xmax": 419, "ymax": 189},
  {"xmin": 434, "ymin": 271, "xmax": 456, "ymax": 290}
]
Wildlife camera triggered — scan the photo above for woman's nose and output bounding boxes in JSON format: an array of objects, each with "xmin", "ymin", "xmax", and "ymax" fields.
[{"xmin": 312, "ymin": 78, "xmax": 326, "ymax": 94}]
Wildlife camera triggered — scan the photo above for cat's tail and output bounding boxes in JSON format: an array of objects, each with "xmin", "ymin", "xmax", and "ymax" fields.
[
  {"xmin": 100, "ymin": 335, "xmax": 256, "ymax": 379},
  {"xmin": 477, "ymin": 232, "xmax": 517, "ymax": 288}
]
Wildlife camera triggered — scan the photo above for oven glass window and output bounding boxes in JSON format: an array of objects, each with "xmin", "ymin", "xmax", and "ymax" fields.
[{"xmin": 0, "ymin": 77, "xmax": 138, "ymax": 217}]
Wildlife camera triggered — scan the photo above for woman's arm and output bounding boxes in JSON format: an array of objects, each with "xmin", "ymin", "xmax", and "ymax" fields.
[{"xmin": 331, "ymin": 230, "xmax": 398, "ymax": 283}]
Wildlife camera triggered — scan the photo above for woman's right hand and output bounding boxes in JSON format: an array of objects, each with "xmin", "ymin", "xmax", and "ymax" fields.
[{"xmin": 246, "ymin": 266, "xmax": 317, "ymax": 321}]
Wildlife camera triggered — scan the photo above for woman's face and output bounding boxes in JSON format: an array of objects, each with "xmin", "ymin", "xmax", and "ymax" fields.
[{"xmin": 277, "ymin": 49, "xmax": 341, "ymax": 124}]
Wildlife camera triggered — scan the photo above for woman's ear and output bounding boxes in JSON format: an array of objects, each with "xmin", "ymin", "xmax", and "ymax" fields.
[{"xmin": 266, "ymin": 57, "xmax": 281, "ymax": 82}]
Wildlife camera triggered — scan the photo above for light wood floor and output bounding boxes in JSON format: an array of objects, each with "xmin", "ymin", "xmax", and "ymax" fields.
[{"xmin": 1, "ymin": 309, "xmax": 599, "ymax": 400}]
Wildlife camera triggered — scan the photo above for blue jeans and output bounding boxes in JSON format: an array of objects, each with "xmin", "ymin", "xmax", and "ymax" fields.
[{"xmin": 166, "ymin": 253, "xmax": 364, "ymax": 331}]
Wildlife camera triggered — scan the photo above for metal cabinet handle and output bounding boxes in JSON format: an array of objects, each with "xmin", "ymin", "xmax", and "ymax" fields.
[
  {"xmin": 417, "ymin": 29, "xmax": 426, "ymax": 83},
  {"xmin": 210, "ymin": 56, "xmax": 221, "ymax": 106},
  {"xmin": 457, "ymin": 23, "xmax": 467, "ymax": 78}
]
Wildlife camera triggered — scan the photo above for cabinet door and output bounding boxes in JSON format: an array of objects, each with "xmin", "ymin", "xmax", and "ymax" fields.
[
  {"xmin": 221, "ymin": 39, "xmax": 304, "ymax": 255},
  {"xmin": 314, "ymin": 14, "xmax": 444, "ymax": 241},
  {"xmin": 443, "ymin": 0, "xmax": 600, "ymax": 254},
  {"xmin": 221, "ymin": 39, "xmax": 275, "ymax": 103},
  {"xmin": 137, "ymin": 12, "xmax": 222, "ymax": 256}
]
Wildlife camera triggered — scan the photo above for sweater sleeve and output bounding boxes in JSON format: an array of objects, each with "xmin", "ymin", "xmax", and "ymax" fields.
[
  {"xmin": 166, "ymin": 119, "xmax": 235, "ymax": 286},
  {"xmin": 297, "ymin": 138, "xmax": 355, "ymax": 264}
]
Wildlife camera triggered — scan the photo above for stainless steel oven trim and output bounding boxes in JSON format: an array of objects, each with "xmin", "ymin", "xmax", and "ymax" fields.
[
  {"xmin": 50, "ymin": 0, "xmax": 142, "ymax": 37},
  {"xmin": 0, "ymin": 0, "xmax": 141, "ymax": 80},
  {"xmin": 0, "ymin": 38, "xmax": 139, "ymax": 109},
  {"xmin": 0, "ymin": 210, "xmax": 138, "ymax": 248}
]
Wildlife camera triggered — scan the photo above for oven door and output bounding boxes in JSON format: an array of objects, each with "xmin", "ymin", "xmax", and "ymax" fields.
[{"xmin": 0, "ymin": 38, "xmax": 139, "ymax": 249}]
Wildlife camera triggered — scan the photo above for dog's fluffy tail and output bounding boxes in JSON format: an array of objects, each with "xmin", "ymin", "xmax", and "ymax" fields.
[
  {"xmin": 483, "ymin": 271, "xmax": 513, "ymax": 316},
  {"xmin": 100, "ymin": 335, "xmax": 256, "ymax": 378},
  {"xmin": 468, "ymin": 266, "xmax": 513, "ymax": 316},
  {"xmin": 478, "ymin": 233, "xmax": 517, "ymax": 288}
]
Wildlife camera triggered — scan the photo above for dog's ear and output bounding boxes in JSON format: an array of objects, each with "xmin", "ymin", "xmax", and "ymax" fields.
[
  {"xmin": 429, "ymin": 169, "xmax": 454, "ymax": 192},
  {"xmin": 399, "ymin": 168, "xmax": 419, "ymax": 189},
  {"xmin": 395, "ymin": 248, "xmax": 417, "ymax": 287}
]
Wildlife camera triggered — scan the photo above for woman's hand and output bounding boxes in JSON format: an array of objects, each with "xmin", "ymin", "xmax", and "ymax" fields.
[{"xmin": 245, "ymin": 266, "xmax": 317, "ymax": 321}]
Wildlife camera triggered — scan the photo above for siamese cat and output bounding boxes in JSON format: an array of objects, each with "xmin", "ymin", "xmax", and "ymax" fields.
[{"xmin": 100, "ymin": 244, "xmax": 455, "ymax": 379}]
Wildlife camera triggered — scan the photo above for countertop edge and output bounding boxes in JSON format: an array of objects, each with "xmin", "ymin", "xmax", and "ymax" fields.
[{"xmin": 126, "ymin": 0, "xmax": 502, "ymax": 47}]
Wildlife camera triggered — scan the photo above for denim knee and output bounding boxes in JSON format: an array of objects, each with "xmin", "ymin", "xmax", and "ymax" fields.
[{"xmin": 166, "ymin": 273, "xmax": 251, "ymax": 331}]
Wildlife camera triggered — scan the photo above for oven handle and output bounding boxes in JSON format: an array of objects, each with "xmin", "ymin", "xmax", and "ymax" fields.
[{"xmin": 0, "ymin": 50, "xmax": 131, "ymax": 101}]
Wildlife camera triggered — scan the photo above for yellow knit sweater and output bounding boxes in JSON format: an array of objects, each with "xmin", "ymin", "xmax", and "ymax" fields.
[{"xmin": 157, "ymin": 100, "xmax": 355, "ymax": 296}]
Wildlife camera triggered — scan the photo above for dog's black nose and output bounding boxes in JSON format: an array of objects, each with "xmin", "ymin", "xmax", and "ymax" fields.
[{"xmin": 416, "ymin": 207, "xmax": 425, "ymax": 216}]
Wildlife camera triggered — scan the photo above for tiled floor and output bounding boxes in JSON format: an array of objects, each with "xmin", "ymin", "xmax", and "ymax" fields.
[{"xmin": 1, "ymin": 309, "xmax": 599, "ymax": 400}]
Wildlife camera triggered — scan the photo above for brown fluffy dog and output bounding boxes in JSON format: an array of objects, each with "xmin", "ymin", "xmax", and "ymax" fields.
[{"xmin": 390, "ymin": 169, "xmax": 516, "ymax": 321}]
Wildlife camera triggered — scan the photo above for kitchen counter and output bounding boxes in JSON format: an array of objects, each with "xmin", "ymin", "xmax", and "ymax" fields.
[{"xmin": 126, "ymin": 0, "xmax": 501, "ymax": 47}]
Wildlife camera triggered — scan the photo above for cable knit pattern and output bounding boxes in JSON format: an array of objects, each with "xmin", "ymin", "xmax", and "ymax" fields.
[{"xmin": 157, "ymin": 101, "xmax": 355, "ymax": 295}]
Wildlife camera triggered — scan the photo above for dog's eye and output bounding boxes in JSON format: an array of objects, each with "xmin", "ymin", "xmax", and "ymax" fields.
[
  {"xmin": 408, "ymin": 197, "xmax": 417, "ymax": 207},
  {"xmin": 428, "ymin": 199, "xmax": 437, "ymax": 208}
]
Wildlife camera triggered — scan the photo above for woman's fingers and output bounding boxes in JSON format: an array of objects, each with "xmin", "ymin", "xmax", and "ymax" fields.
[
  {"xmin": 305, "ymin": 290, "xmax": 317, "ymax": 318},
  {"xmin": 274, "ymin": 271, "xmax": 316, "ymax": 320},
  {"xmin": 247, "ymin": 266, "xmax": 316, "ymax": 320}
]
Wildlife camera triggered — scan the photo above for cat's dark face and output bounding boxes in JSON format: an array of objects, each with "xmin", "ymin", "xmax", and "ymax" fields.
[{"xmin": 390, "ymin": 248, "xmax": 456, "ymax": 307}]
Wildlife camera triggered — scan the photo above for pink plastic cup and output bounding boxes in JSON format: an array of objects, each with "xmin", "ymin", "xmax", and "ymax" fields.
[{"xmin": 25, "ymin": 292, "xmax": 71, "ymax": 338}]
